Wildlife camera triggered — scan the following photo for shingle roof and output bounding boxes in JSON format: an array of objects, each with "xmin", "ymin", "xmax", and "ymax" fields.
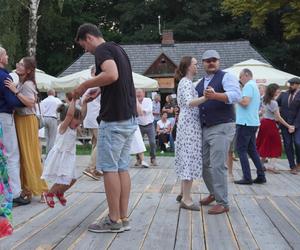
[{"xmin": 59, "ymin": 40, "xmax": 268, "ymax": 78}]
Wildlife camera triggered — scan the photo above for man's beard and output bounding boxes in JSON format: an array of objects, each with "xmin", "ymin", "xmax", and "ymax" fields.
[
  {"xmin": 289, "ymin": 87, "xmax": 296, "ymax": 93},
  {"xmin": 206, "ymin": 68, "xmax": 218, "ymax": 74}
]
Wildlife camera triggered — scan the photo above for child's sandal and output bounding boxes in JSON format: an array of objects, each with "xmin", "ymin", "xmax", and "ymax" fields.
[
  {"xmin": 43, "ymin": 192, "xmax": 55, "ymax": 208},
  {"xmin": 56, "ymin": 193, "xmax": 67, "ymax": 206}
]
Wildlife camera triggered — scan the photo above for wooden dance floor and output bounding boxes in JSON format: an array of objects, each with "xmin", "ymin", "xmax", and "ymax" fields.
[{"xmin": 1, "ymin": 156, "xmax": 300, "ymax": 249}]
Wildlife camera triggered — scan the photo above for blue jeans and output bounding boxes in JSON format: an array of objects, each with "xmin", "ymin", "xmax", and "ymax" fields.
[
  {"xmin": 97, "ymin": 118, "xmax": 137, "ymax": 172},
  {"xmin": 236, "ymin": 125, "xmax": 265, "ymax": 181},
  {"xmin": 281, "ymin": 126, "xmax": 300, "ymax": 169}
]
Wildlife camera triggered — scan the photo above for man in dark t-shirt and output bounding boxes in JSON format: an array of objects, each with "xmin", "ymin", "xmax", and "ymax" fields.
[{"xmin": 73, "ymin": 23, "xmax": 137, "ymax": 233}]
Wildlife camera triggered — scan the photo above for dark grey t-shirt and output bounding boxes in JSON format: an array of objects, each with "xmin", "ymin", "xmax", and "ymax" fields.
[{"xmin": 95, "ymin": 42, "xmax": 137, "ymax": 122}]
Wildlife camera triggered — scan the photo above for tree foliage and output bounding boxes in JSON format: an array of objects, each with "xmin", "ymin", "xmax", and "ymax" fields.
[
  {"xmin": 222, "ymin": 0, "xmax": 300, "ymax": 40},
  {"xmin": 0, "ymin": 0, "xmax": 299, "ymax": 76}
]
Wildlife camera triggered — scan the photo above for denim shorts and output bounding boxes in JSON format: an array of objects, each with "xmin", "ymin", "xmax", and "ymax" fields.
[{"xmin": 96, "ymin": 117, "xmax": 137, "ymax": 172}]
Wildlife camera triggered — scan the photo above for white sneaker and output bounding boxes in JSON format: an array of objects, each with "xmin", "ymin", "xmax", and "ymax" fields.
[
  {"xmin": 165, "ymin": 143, "xmax": 170, "ymax": 149},
  {"xmin": 160, "ymin": 151, "xmax": 165, "ymax": 154},
  {"xmin": 141, "ymin": 161, "xmax": 149, "ymax": 168}
]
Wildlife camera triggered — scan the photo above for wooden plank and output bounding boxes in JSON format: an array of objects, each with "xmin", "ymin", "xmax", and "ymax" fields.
[
  {"xmin": 235, "ymin": 195, "xmax": 291, "ymax": 249},
  {"xmin": 15, "ymin": 193, "xmax": 107, "ymax": 250},
  {"xmin": 262, "ymin": 171, "xmax": 294, "ymax": 196},
  {"xmin": 156, "ymin": 157, "xmax": 173, "ymax": 169},
  {"xmin": 145, "ymin": 169, "xmax": 170, "ymax": 193},
  {"xmin": 141, "ymin": 194, "xmax": 179, "ymax": 250},
  {"xmin": 174, "ymin": 208, "xmax": 191, "ymax": 250},
  {"xmin": 271, "ymin": 196, "xmax": 300, "ymax": 232},
  {"xmin": 0, "ymin": 193, "xmax": 83, "ymax": 249},
  {"xmin": 108, "ymin": 193, "xmax": 162, "ymax": 250},
  {"xmin": 191, "ymin": 194, "xmax": 205, "ymax": 250},
  {"xmin": 171, "ymin": 176, "xmax": 182, "ymax": 195},
  {"xmin": 68, "ymin": 177, "xmax": 104, "ymax": 193},
  {"xmin": 70, "ymin": 193, "xmax": 142, "ymax": 250},
  {"xmin": 161, "ymin": 171, "xmax": 177, "ymax": 194},
  {"xmin": 232, "ymin": 169, "xmax": 255, "ymax": 195},
  {"xmin": 202, "ymin": 194, "xmax": 238, "ymax": 250},
  {"xmin": 12, "ymin": 198, "xmax": 51, "ymax": 228},
  {"xmin": 256, "ymin": 197, "xmax": 300, "ymax": 249},
  {"xmin": 54, "ymin": 197, "xmax": 109, "ymax": 250},
  {"xmin": 130, "ymin": 169, "xmax": 158, "ymax": 193},
  {"xmin": 278, "ymin": 173, "xmax": 300, "ymax": 195},
  {"xmin": 273, "ymin": 173, "xmax": 299, "ymax": 196},
  {"xmin": 227, "ymin": 196, "xmax": 258, "ymax": 250},
  {"xmin": 291, "ymin": 196, "xmax": 300, "ymax": 209}
]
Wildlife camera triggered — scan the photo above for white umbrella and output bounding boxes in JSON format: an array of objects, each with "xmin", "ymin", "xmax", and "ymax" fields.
[
  {"xmin": 223, "ymin": 59, "xmax": 299, "ymax": 86},
  {"xmin": 10, "ymin": 69, "xmax": 57, "ymax": 91},
  {"xmin": 52, "ymin": 69, "xmax": 158, "ymax": 92}
]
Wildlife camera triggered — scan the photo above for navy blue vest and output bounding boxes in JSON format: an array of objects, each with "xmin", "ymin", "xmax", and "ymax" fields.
[{"xmin": 196, "ymin": 70, "xmax": 235, "ymax": 127}]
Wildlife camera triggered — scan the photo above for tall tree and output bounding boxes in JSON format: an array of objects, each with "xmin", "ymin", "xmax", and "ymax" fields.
[
  {"xmin": 27, "ymin": 0, "xmax": 41, "ymax": 56},
  {"xmin": 222, "ymin": 0, "xmax": 300, "ymax": 40},
  {"xmin": 0, "ymin": 0, "xmax": 26, "ymax": 69},
  {"xmin": 17, "ymin": 0, "xmax": 65, "ymax": 57}
]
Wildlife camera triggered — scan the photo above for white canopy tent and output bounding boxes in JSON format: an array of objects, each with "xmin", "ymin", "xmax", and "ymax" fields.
[
  {"xmin": 223, "ymin": 59, "xmax": 299, "ymax": 86},
  {"xmin": 10, "ymin": 69, "xmax": 57, "ymax": 92},
  {"xmin": 52, "ymin": 69, "xmax": 158, "ymax": 92}
]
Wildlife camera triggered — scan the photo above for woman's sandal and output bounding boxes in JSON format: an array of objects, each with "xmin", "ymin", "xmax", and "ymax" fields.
[
  {"xmin": 176, "ymin": 194, "xmax": 183, "ymax": 202},
  {"xmin": 56, "ymin": 193, "xmax": 67, "ymax": 206},
  {"xmin": 180, "ymin": 201, "xmax": 200, "ymax": 211},
  {"xmin": 43, "ymin": 192, "xmax": 55, "ymax": 208}
]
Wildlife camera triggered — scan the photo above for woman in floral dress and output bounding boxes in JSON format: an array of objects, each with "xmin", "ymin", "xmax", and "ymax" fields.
[
  {"xmin": 175, "ymin": 56, "xmax": 208, "ymax": 211},
  {"xmin": 0, "ymin": 122, "xmax": 13, "ymax": 238}
]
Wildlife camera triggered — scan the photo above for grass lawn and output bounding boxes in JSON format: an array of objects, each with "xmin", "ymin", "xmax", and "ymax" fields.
[
  {"xmin": 74, "ymin": 144, "xmax": 175, "ymax": 157},
  {"xmin": 44, "ymin": 144, "xmax": 287, "ymax": 159}
]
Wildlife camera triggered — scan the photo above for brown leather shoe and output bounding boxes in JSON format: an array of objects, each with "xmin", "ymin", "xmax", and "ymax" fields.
[
  {"xmin": 208, "ymin": 204, "xmax": 229, "ymax": 215},
  {"xmin": 151, "ymin": 159, "xmax": 158, "ymax": 166},
  {"xmin": 290, "ymin": 168, "xmax": 298, "ymax": 175},
  {"xmin": 199, "ymin": 195, "xmax": 215, "ymax": 206}
]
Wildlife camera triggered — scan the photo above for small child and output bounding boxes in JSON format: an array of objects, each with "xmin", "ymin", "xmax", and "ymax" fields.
[{"xmin": 41, "ymin": 95, "xmax": 91, "ymax": 208}]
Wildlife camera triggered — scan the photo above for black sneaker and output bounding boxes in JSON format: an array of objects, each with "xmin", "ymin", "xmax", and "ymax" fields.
[
  {"xmin": 234, "ymin": 179, "xmax": 253, "ymax": 185},
  {"xmin": 13, "ymin": 196, "xmax": 31, "ymax": 207},
  {"xmin": 253, "ymin": 177, "xmax": 267, "ymax": 184}
]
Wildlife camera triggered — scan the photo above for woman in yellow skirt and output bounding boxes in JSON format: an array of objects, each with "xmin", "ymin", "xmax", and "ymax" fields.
[{"xmin": 5, "ymin": 57, "xmax": 48, "ymax": 202}]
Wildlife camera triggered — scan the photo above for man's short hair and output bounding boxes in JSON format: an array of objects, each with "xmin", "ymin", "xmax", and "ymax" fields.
[
  {"xmin": 241, "ymin": 68, "xmax": 253, "ymax": 77},
  {"xmin": 75, "ymin": 23, "xmax": 103, "ymax": 42},
  {"xmin": 47, "ymin": 89, "xmax": 55, "ymax": 96},
  {"xmin": 0, "ymin": 46, "xmax": 5, "ymax": 57}
]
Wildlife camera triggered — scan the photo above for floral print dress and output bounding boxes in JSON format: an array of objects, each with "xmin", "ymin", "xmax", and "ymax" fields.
[
  {"xmin": 0, "ymin": 122, "xmax": 13, "ymax": 238},
  {"xmin": 175, "ymin": 77, "xmax": 202, "ymax": 180}
]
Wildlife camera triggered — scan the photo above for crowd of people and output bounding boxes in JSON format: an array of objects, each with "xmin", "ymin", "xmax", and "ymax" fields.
[{"xmin": 0, "ymin": 22, "xmax": 300, "ymax": 237}]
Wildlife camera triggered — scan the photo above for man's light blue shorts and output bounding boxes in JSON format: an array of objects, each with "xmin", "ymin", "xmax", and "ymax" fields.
[{"xmin": 97, "ymin": 117, "xmax": 137, "ymax": 173}]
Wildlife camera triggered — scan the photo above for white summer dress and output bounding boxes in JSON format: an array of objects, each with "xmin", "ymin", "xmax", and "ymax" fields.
[
  {"xmin": 130, "ymin": 126, "xmax": 146, "ymax": 154},
  {"xmin": 41, "ymin": 125, "xmax": 77, "ymax": 185},
  {"xmin": 175, "ymin": 77, "xmax": 202, "ymax": 180}
]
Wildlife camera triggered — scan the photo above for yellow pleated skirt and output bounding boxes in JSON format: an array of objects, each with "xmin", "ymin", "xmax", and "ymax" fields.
[{"xmin": 14, "ymin": 114, "xmax": 48, "ymax": 196}]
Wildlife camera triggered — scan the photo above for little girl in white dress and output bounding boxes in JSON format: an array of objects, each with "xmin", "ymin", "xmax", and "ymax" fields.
[{"xmin": 41, "ymin": 96, "xmax": 91, "ymax": 208}]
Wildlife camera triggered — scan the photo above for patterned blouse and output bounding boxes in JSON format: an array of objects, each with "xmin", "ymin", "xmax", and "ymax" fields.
[{"xmin": 0, "ymin": 122, "xmax": 13, "ymax": 238}]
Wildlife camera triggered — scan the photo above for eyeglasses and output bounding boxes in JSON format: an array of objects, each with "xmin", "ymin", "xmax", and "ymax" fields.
[{"xmin": 203, "ymin": 58, "xmax": 218, "ymax": 64}]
